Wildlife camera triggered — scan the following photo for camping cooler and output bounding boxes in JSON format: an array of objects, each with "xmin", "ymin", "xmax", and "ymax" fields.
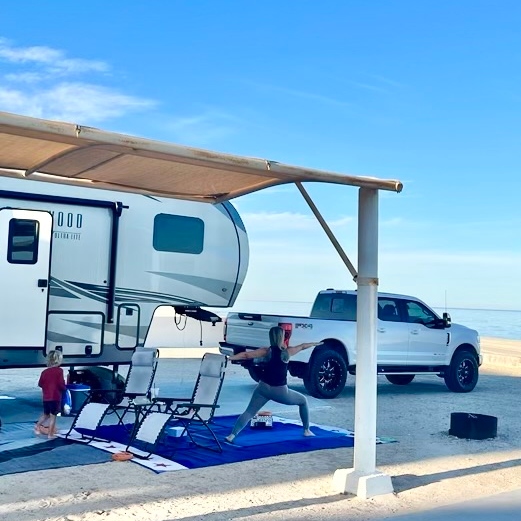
[{"xmin": 66, "ymin": 384, "xmax": 91, "ymax": 414}]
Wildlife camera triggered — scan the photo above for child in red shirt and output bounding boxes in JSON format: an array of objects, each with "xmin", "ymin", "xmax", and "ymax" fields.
[{"xmin": 35, "ymin": 350, "xmax": 66, "ymax": 439}]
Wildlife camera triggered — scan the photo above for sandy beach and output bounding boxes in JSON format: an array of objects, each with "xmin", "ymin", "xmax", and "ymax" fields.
[{"xmin": 1, "ymin": 336, "xmax": 521, "ymax": 520}]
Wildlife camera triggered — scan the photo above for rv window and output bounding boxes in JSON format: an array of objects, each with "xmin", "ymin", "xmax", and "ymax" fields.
[
  {"xmin": 8, "ymin": 219, "xmax": 39, "ymax": 264},
  {"xmin": 153, "ymin": 214, "xmax": 204, "ymax": 254}
]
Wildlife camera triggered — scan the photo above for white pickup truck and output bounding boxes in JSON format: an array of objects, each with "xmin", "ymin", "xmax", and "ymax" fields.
[{"xmin": 219, "ymin": 289, "xmax": 482, "ymax": 398}]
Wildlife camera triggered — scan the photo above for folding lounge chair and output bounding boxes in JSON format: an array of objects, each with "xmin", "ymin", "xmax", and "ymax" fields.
[
  {"xmin": 125, "ymin": 353, "xmax": 227, "ymax": 458},
  {"xmin": 65, "ymin": 348, "xmax": 159, "ymax": 442}
]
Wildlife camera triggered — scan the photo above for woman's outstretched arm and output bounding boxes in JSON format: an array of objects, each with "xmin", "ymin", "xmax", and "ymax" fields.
[
  {"xmin": 229, "ymin": 347, "xmax": 269, "ymax": 361},
  {"xmin": 286, "ymin": 342, "xmax": 321, "ymax": 357}
]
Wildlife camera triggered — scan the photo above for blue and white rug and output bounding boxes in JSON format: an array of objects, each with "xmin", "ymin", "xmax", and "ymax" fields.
[{"xmin": 63, "ymin": 415, "xmax": 395, "ymax": 474}]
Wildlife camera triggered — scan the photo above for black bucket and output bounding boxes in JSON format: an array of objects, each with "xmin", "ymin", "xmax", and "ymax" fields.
[{"xmin": 449, "ymin": 412, "xmax": 498, "ymax": 440}]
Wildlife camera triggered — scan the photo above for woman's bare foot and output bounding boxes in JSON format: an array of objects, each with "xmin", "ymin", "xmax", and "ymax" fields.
[
  {"xmin": 34, "ymin": 426, "xmax": 41, "ymax": 435},
  {"xmin": 303, "ymin": 428, "xmax": 315, "ymax": 437}
]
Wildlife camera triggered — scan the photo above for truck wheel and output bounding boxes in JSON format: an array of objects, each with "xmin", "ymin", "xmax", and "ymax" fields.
[
  {"xmin": 304, "ymin": 349, "xmax": 347, "ymax": 399},
  {"xmin": 248, "ymin": 366, "xmax": 262, "ymax": 382},
  {"xmin": 444, "ymin": 350, "xmax": 479, "ymax": 392},
  {"xmin": 385, "ymin": 374, "xmax": 415, "ymax": 385}
]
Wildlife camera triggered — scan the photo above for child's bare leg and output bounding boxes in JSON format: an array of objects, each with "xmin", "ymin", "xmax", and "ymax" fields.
[
  {"xmin": 35, "ymin": 413, "xmax": 48, "ymax": 434},
  {"xmin": 47, "ymin": 414, "xmax": 57, "ymax": 438}
]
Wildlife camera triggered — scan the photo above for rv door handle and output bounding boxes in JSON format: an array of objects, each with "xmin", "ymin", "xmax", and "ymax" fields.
[{"xmin": 37, "ymin": 279, "xmax": 48, "ymax": 288}]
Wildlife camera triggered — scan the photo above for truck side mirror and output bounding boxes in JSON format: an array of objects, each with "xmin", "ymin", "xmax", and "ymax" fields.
[{"xmin": 443, "ymin": 312, "xmax": 452, "ymax": 328}]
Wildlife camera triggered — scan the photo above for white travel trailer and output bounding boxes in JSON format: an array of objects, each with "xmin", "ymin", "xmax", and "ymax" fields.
[{"xmin": 0, "ymin": 174, "xmax": 248, "ymax": 385}]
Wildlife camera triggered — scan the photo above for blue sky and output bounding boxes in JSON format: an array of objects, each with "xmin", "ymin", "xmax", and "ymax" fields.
[{"xmin": 0, "ymin": 1, "xmax": 520, "ymax": 311}]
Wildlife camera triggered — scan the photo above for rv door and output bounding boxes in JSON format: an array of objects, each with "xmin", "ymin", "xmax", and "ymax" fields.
[{"xmin": 0, "ymin": 209, "xmax": 52, "ymax": 347}]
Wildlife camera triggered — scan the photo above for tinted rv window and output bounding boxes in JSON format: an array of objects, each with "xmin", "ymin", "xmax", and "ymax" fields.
[
  {"xmin": 153, "ymin": 214, "xmax": 204, "ymax": 254},
  {"xmin": 8, "ymin": 219, "xmax": 39, "ymax": 264}
]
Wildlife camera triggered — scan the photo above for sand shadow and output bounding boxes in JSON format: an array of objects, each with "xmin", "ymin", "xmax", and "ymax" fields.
[{"xmin": 393, "ymin": 457, "xmax": 521, "ymax": 493}]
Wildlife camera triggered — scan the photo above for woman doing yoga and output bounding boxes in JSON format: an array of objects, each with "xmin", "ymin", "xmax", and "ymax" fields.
[{"xmin": 225, "ymin": 326, "xmax": 321, "ymax": 443}]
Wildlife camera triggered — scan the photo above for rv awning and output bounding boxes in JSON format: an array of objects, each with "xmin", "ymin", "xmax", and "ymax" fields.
[{"xmin": 0, "ymin": 111, "xmax": 402, "ymax": 203}]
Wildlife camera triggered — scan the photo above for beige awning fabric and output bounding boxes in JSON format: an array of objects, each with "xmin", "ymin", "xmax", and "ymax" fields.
[{"xmin": 0, "ymin": 111, "xmax": 403, "ymax": 202}]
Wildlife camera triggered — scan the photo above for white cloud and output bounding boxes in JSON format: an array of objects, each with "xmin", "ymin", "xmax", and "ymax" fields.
[
  {"xmin": 0, "ymin": 38, "xmax": 108, "ymax": 75},
  {"xmin": 242, "ymin": 211, "xmax": 354, "ymax": 232},
  {"xmin": 381, "ymin": 250, "xmax": 521, "ymax": 266},
  {"xmin": 0, "ymin": 38, "xmax": 156, "ymax": 124},
  {"xmin": 0, "ymin": 38, "xmax": 243, "ymax": 143},
  {"xmin": 243, "ymin": 80, "xmax": 352, "ymax": 109},
  {"xmin": 165, "ymin": 110, "xmax": 240, "ymax": 145},
  {"xmin": 381, "ymin": 217, "xmax": 405, "ymax": 226},
  {"xmin": 4, "ymin": 72, "xmax": 44, "ymax": 83},
  {"xmin": 0, "ymin": 82, "xmax": 155, "ymax": 123}
]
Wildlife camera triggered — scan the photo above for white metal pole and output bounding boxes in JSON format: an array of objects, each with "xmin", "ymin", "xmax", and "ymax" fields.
[{"xmin": 332, "ymin": 187, "xmax": 393, "ymax": 498}]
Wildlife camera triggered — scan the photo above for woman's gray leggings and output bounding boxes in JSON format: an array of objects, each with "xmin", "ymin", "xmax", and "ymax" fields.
[{"xmin": 230, "ymin": 381, "xmax": 310, "ymax": 437}]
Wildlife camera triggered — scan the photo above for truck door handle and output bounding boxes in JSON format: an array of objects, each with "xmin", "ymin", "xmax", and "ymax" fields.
[
  {"xmin": 247, "ymin": 322, "xmax": 254, "ymax": 326},
  {"xmin": 410, "ymin": 329, "xmax": 419, "ymax": 335},
  {"xmin": 37, "ymin": 279, "xmax": 48, "ymax": 288},
  {"xmin": 377, "ymin": 327, "xmax": 385, "ymax": 333}
]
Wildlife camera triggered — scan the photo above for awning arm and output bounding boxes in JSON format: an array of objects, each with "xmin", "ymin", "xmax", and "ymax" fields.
[{"xmin": 295, "ymin": 182, "xmax": 358, "ymax": 281}]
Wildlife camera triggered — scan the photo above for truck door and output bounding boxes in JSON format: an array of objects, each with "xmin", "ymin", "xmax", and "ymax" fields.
[
  {"xmin": 402, "ymin": 299, "xmax": 449, "ymax": 365},
  {"xmin": 376, "ymin": 297, "xmax": 410, "ymax": 364},
  {"xmin": 0, "ymin": 209, "xmax": 52, "ymax": 347}
]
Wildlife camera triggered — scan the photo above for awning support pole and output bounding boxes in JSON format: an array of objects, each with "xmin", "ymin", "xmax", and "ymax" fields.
[
  {"xmin": 332, "ymin": 187, "xmax": 394, "ymax": 499},
  {"xmin": 295, "ymin": 182, "xmax": 358, "ymax": 281}
]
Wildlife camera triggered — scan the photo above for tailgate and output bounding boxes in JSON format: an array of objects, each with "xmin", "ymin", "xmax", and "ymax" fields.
[{"xmin": 224, "ymin": 313, "xmax": 279, "ymax": 348}]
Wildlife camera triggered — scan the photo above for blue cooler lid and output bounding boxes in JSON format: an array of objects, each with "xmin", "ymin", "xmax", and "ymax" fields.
[{"xmin": 66, "ymin": 384, "xmax": 91, "ymax": 391}]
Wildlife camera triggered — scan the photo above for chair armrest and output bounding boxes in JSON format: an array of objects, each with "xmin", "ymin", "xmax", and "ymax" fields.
[
  {"xmin": 173, "ymin": 402, "xmax": 219, "ymax": 410},
  {"xmin": 152, "ymin": 397, "xmax": 191, "ymax": 405},
  {"xmin": 124, "ymin": 393, "xmax": 147, "ymax": 399}
]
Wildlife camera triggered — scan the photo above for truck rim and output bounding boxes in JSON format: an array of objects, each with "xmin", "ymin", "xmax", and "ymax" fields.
[
  {"xmin": 318, "ymin": 358, "xmax": 342, "ymax": 392},
  {"xmin": 457, "ymin": 358, "xmax": 474, "ymax": 386}
]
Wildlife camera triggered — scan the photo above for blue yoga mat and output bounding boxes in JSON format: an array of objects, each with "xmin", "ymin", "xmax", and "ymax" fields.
[{"xmin": 87, "ymin": 415, "xmax": 370, "ymax": 470}]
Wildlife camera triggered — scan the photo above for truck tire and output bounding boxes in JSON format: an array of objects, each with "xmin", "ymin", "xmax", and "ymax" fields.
[
  {"xmin": 444, "ymin": 350, "xmax": 479, "ymax": 392},
  {"xmin": 385, "ymin": 374, "xmax": 415, "ymax": 385},
  {"xmin": 304, "ymin": 349, "xmax": 347, "ymax": 399},
  {"xmin": 248, "ymin": 365, "xmax": 262, "ymax": 382}
]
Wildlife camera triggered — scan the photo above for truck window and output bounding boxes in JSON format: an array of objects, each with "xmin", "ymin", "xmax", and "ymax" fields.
[
  {"xmin": 311, "ymin": 294, "xmax": 356, "ymax": 321},
  {"xmin": 404, "ymin": 300, "xmax": 437, "ymax": 326},
  {"xmin": 153, "ymin": 214, "xmax": 204, "ymax": 254},
  {"xmin": 7, "ymin": 218, "xmax": 39, "ymax": 264},
  {"xmin": 377, "ymin": 298, "xmax": 400, "ymax": 322}
]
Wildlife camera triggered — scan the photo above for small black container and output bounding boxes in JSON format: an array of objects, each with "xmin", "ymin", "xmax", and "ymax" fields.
[{"xmin": 449, "ymin": 412, "xmax": 498, "ymax": 440}]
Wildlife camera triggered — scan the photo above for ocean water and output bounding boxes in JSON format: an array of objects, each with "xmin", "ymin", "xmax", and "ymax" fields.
[
  {"xmin": 433, "ymin": 308, "xmax": 521, "ymax": 341},
  {"xmin": 227, "ymin": 300, "xmax": 521, "ymax": 341}
]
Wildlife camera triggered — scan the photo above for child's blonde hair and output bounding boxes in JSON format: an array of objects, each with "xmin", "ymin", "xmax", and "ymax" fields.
[{"xmin": 47, "ymin": 350, "xmax": 63, "ymax": 367}]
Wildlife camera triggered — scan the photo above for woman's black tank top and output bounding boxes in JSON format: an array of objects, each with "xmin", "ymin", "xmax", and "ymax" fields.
[{"xmin": 260, "ymin": 346, "xmax": 288, "ymax": 386}]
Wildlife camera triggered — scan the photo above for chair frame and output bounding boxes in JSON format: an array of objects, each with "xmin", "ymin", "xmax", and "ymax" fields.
[
  {"xmin": 126, "ymin": 353, "xmax": 227, "ymax": 458},
  {"xmin": 65, "ymin": 348, "xmax": 159, "ymax": 442}
]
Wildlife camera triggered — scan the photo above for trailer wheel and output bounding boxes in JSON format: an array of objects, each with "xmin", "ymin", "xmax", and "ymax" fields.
[
  {"xmin": 70, "ymin": 367, "xmax": 125, "ymax": 404},
  {"xmin": 444, "ymin": 350, "xmax": 479, "ymax": 393},
  {"xmin": 385, "ymin": 374, "xmax": 415, "ymax": 385},
  {"xmin": 304, "ymin": 349, "xmax": 347, "ymax": 399}
]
